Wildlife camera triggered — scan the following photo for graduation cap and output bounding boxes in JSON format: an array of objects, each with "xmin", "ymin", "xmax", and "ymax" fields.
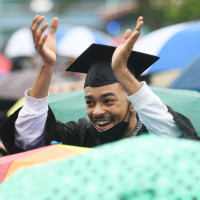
[{"xmin": 66, "ymin": 44, "xmax": 159, "ymax": 87}]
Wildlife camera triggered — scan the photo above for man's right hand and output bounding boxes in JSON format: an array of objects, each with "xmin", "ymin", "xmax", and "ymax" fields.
[
  {"xmin": 30, "ymin": 15, "xmax": 58, "ymax": 65},
  {"xmin": 29, "ymin": 15, "xmax": 59, "ymax": 98}
]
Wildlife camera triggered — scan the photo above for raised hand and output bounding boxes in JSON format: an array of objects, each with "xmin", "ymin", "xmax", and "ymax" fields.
[
  {"xmin": 111, "ymin": 17, "xmax": 144, "ymax": 95},
  {"xmin": 111, "ymin": 16, "xmax": 143, "ymax": 73},
  {"xmin": 30, "ymin": 15, "xmax": 58, "ymax": 65},
  {"xmin": 29, "ymin": 15, "xmax": 58, "ymax": 98}
]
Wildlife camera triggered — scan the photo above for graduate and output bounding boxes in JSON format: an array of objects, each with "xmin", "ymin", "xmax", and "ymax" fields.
[{"xmin": 0, "ymin": 16, "xmax": 198, "ymax": 155}]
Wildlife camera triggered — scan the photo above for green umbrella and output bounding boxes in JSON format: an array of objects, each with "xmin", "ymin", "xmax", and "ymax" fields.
[
  {"xmin": 48, "ymin": 87, "xmax": 200, "ymax": 135},
  {"xmin": 1, "ymin": 87, "xmax": 200, "ymax": 199},
  {"xmin": 0, "ymin": 135, "xmax": 200, "ymax": 199},
  {"xmin": 6, "ymin": 86, "xmax": 200, "ymax": 134}
]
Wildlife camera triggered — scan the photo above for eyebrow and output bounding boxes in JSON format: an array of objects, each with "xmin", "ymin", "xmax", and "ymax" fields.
[
  {"xmin": 102, "ymin": 93, "xmax": 116, "ymax": 98},
  {"xmin": 85, "ymin": 92, "xmax": 117, "ymax": 99}
]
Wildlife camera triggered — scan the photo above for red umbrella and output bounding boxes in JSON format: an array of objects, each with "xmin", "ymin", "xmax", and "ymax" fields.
[{"xmin": 0, "ymin": 54, "xmax": 12, "ymax": 76}]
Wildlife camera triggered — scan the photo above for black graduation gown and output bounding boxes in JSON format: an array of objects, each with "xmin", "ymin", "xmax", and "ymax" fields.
[{"xmin": 0, "ymin": 105, "xmax": 199, "ymax": 155}]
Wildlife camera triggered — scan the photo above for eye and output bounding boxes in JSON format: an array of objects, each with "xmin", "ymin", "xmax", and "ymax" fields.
[
  {"xmin": 86, "ymin": 100, "xmax": 95, "ymax": 106},
  {"xmin": 104, "ymin": 99, "xmax": 114, "ymax": 104}
]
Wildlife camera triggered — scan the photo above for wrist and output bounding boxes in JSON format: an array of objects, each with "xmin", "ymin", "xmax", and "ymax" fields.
[
  {"xmin": 113, "ymin": 67, "xmax": 142, "ymax": 95},
  {"xmin": 41, "ymin": 60, "xmax": 55, "ymax": 68},
  {"xmin": 113, "ymin": 66, "xmax": 129, "ymax": 78}
]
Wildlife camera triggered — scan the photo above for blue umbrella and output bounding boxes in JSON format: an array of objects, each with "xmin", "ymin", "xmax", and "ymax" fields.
[
  {"xmin": 134, "ymin": 21, "xmax": 200, "ymax": 74},
  {"xmin": 56, "ymin": 26, "xmax": 114, "ymax": 58},
  {"xmin": 169, "ymin": 56, "xmax": 200, "ymax": 91}
]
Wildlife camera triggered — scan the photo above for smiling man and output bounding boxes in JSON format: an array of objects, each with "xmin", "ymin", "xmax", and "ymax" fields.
[
  {"xmin": 84, "ymin": 79, "xmax": 134, "ymax": 143},
  {"xmin": 0, "ymin": 15, "xmax": 199, "ymax": 154},
  {"xmin": 85, "ymin": 84, "xmax": 129, "ymax": 132}
]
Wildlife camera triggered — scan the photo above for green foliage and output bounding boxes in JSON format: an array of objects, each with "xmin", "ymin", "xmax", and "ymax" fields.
[
  {"xmin": 54, "ymin": 0, "xmax": 82, "ymax": 13},
  {"xmin": 136, "ymin": 0, "xmax": 200, "ymax": 30}
]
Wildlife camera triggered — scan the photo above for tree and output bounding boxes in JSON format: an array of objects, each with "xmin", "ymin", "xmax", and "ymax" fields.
[{"xmin": 136, "ymin": 0, "xmax": 200, "ymax": 30}]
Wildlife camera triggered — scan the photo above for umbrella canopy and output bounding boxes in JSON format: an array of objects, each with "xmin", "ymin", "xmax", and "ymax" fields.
[
  {"xmin": 56, "ymin": 26, "xmax": 114, "ymax": 58},
  {"xmin": 169, "ymin": 56, "xmax": 200, "ymax": 91},
  {"xmin": 4, "ymin": 27, "xmax": 36, "ymax": 58},
  {"xmin": 0, "ymin": 54, "xmax": 12, "ymax": 76},
  {"xmin": 4, "ymin": 26, "xmax": 113, "ymax": 59},
  {"xmin": 1, "ymin": 135, "xmax": 200, "ymax": 199},
  {"xmin": 0, "ymin": 69, "xmax": 83, "ymax": 101},
  {"xmin": 0, "ymin": 144, "xmax": 91, "ymax": 183},
  {"xmin": 0, "ymin": 69, "xmax": 42, "ymax": 100},
  {"xmin": 48, "ymin": 87, "xmax": 200, "ymax": 135},
  {"xmin": 134, "ymin": 20, "xmax": 200, "ymax": 74},
  {"xmin": 7, "ymin": 86, "xmax": 200, "ymax": 135}
]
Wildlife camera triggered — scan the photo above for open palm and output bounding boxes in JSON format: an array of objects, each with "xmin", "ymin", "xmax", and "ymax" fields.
[
  {"xmin": 112, "ymin": 17, "xmax": 144, "ymax": 72},
  {"xmin": 30, "ymin": 16, "xmax": 58, "ymax": 65}
]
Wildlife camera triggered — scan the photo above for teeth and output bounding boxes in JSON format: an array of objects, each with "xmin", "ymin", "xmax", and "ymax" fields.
[{"xmin": 96, "ymin": 121, "xmax": 110, "ymax": 125}]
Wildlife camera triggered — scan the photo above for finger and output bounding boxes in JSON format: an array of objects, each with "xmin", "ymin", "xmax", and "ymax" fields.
[
  {"xmin": 38, "ymin": 33, "xmax": 48, "ymax": 52},
  {"xmin": 121, "ymin": 17, "xmax": 143, "ymax": 53},
  {"xmin": 122, "ymin": 29, "xmax": 131, "ymax": 44},
  {"xmin": 135, "ymin": 17, "xmax": 144, "ymax": 32},
  {"xmin": 126, "ymin": 18, "xmax": 143, "ymax": 48},
  {"xmin": 136, "ymin": 21, "xmax": 144, "ymax": 33},
  {"xmin": 30, "ymin": 15, "xmax": 39, "ymax": 30},
  {"xmin": 123, "ymin": 30, "xmax": 140, "ymax": 54},
  {"xmin": 31, "ymin": 16, "xmax": 45, "ymax": 38},
  {"xmin": 49, "ymin": 17, "xmax": 58, "ymax": 36},
  {"xmin": 129, "ymin": 30, "xmax": 140, "ymax": 47},
  {"xmin": 35, "ymin": 23, "xmax": 49, "ymax": 47},
  {"xmin": 137, "ymin": 16, "xmax": 143, "ymax": 25}
]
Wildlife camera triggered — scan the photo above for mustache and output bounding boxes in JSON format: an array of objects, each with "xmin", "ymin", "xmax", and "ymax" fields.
[
  {"xmin": 91, "ymin": 114, "xmax": 113, "ymax": 121},
  {"xmin": 92, "ymin": 115, "xmax": 105, "ymax": 120}
]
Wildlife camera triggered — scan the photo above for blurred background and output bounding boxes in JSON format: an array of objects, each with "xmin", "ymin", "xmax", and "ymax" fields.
[{"xmin": 1, "ymin": 0, "xmax": 200, "ymax": 124}]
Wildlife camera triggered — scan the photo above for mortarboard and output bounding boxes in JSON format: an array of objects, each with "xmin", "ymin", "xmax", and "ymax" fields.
[{"xmin": 66, "ymin": 44, "xmax": 159, "ymax": 87}]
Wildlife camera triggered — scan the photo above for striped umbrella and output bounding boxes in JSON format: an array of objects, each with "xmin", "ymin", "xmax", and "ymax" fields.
[
  {"xmin": 0, "ymin": 144, "xmax": 91, "ymax": 183},
  {"xmin": 134, "ymin": 20, "xmax": 200, "ymax": 74}
]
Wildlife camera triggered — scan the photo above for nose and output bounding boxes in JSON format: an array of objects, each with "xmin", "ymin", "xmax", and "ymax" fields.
[{"xmin": 92, "ymin": 103, "xmax": 105, "ymax": 118}]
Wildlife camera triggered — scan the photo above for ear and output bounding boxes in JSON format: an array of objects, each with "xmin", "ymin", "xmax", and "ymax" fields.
[{"xmin": 129, "ymin": 103, "xmax": 135, "ymax": 112}]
